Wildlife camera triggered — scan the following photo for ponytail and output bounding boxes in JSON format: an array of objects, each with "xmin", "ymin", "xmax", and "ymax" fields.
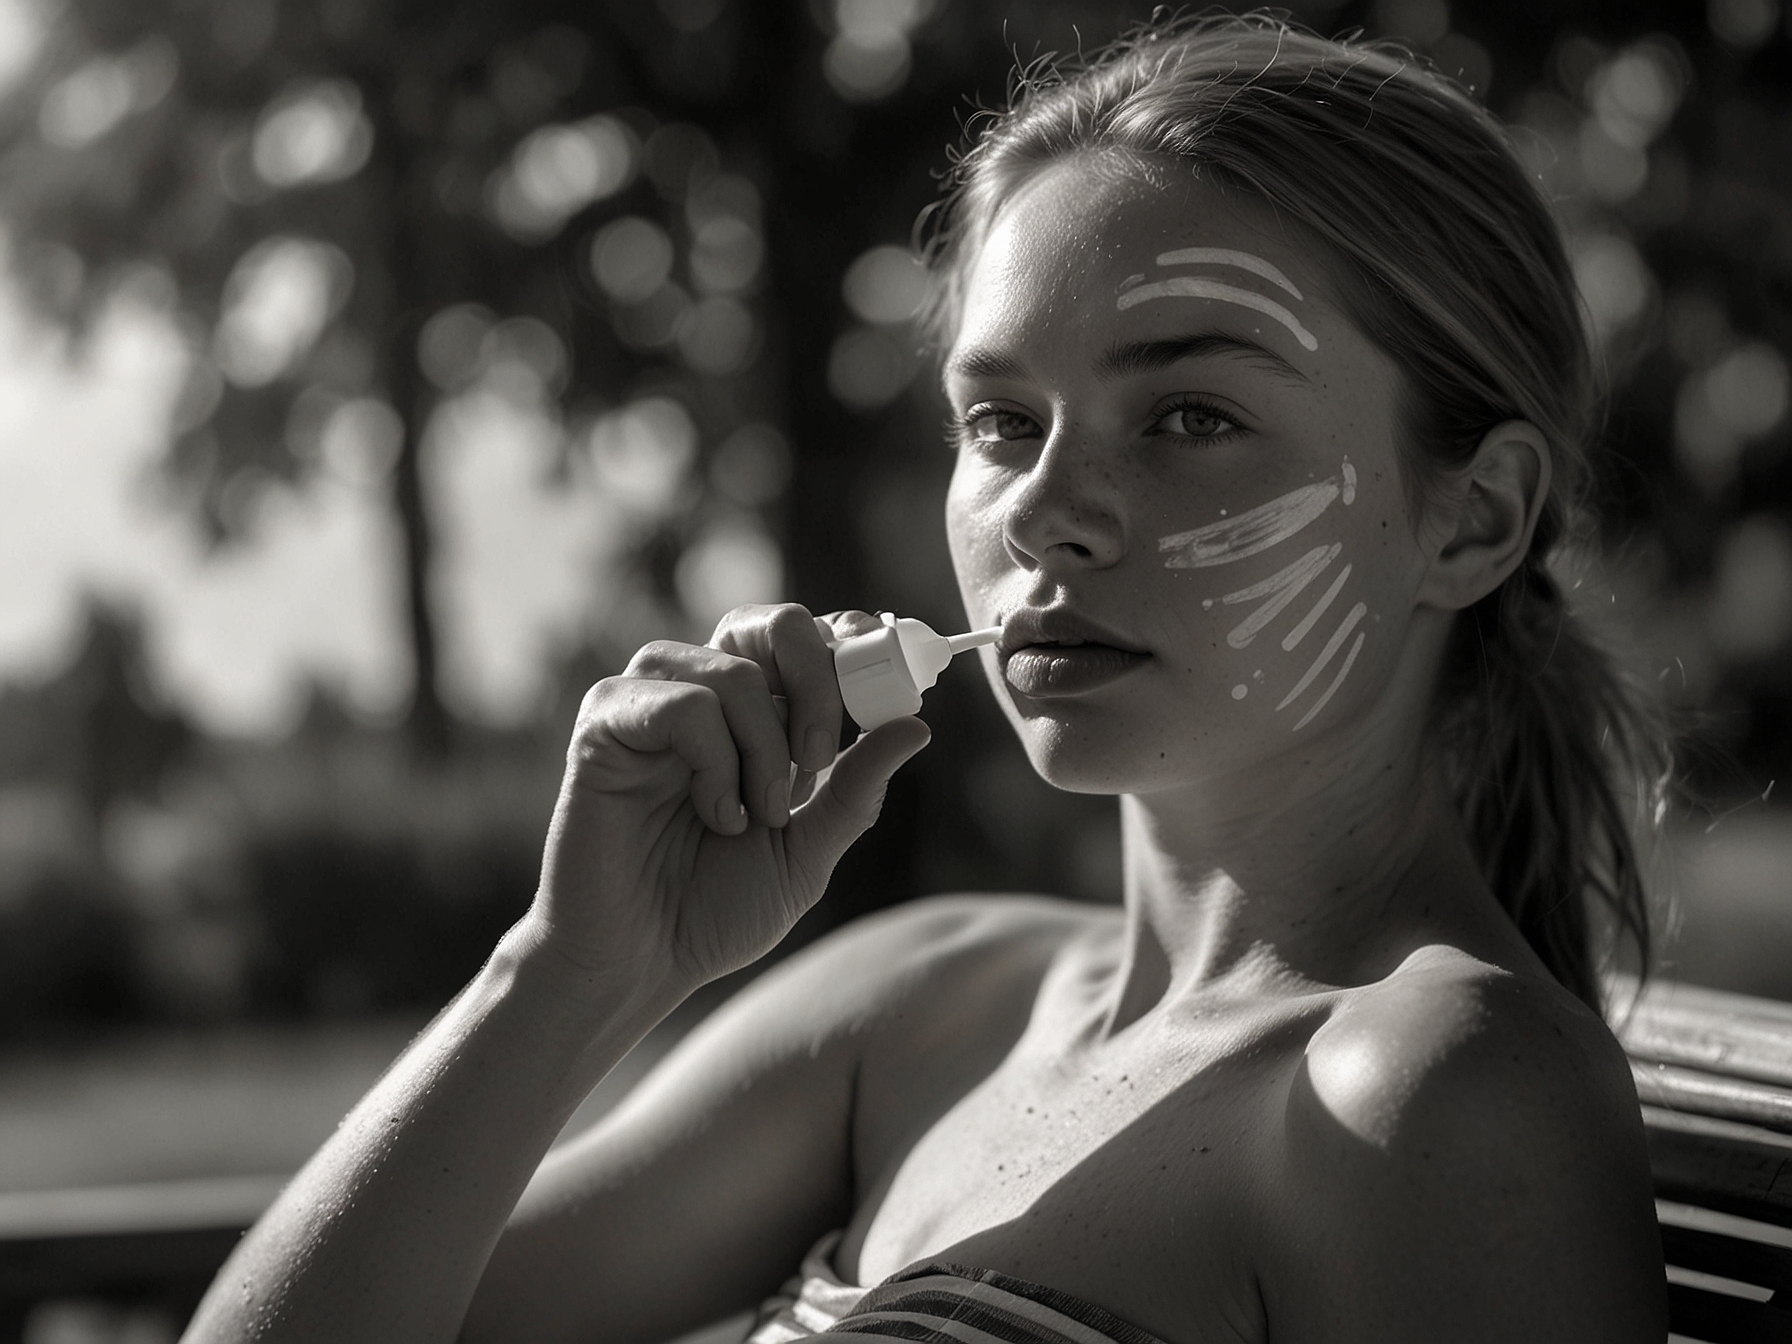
[{"xmin": 1434, "ymin": 554, "xmax": 1670, "ymax": 1009}]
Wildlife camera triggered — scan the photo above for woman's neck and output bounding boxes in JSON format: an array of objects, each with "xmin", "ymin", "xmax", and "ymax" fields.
[{"xmin": 1103, "ymin": 731, "xmax": 1508, "ymax": 1034}]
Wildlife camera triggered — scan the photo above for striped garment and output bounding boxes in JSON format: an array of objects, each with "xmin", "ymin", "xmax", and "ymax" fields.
[{"xmin": 745, "ymin": 1233, "xmax": 1169, "ymax": 1344}]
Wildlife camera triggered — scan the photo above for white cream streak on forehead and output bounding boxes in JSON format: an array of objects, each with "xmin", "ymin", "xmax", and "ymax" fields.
[
  {"xmin": 1117, "ymin": 278, "xmax": 1319, "ymax": 352},
  {"xmin": 1155, "ymin": 248, "xmax": 1303, "ymax": 299}
]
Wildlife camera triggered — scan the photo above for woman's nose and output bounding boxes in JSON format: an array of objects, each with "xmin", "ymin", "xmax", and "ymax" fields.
[{"xmin": 1002, "ymin": 429, "xmax": 1126, "ymax": 570}]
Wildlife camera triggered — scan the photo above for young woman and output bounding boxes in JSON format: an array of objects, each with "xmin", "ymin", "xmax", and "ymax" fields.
[{"xmin": 184, "ymin": 16, "xmax": 1671, "ymax": 1344}]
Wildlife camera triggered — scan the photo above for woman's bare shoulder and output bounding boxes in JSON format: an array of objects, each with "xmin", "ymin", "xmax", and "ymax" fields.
[
  {"xmin": 672, "ymin": 894, "xmax": 1107, "ymax": 1062},
  {"xmin": 1301, "ymin": 947, "xmax": 1637, "ymax": 1143},
  {"xmin": 1267, "ymin": 949, "xmax": 1665, "ymax": 1341},
  {"xmin": 745, "ymin": 892, "xmax": 1111, "ymax": 1035}
]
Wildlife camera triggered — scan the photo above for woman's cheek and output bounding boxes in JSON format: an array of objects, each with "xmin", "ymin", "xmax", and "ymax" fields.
[
  {"xmin": 1158, "ymin": 457, "xmax": 1378, "ymax": 732},
  {"xmin": 945, "ymin": 462, "xmax": 1013, "ymax": 601}
]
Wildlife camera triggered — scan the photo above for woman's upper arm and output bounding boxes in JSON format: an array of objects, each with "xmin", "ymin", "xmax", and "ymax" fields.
[
  {"xmin": 1269, "ymin": 969, "xmax": 1667, "ymax": 1343},
  {"xmin": 460, "ymin": 897, "xmax": 1008, "ymax": 1344}
]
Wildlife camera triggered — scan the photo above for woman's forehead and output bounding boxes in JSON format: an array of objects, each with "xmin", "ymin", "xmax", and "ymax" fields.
[
  {"xmin": 951, "ymin": 156, "xmax": 1344, "ymax": 373},
  {"xmin": 968, "ymin": 156, "xmax": 1325, "ymax": 302}
]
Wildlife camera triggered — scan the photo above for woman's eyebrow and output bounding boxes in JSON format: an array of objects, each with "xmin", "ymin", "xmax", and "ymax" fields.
[
  {"xmin": 1096, "ymin": 332, "xmax": 1311, "ymax": 384},
  {"xmin": 943, "ymin": 346, "xmax": 1030, "ymax": 384}
]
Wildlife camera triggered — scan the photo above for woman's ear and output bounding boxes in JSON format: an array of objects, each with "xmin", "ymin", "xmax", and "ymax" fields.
[{"xmin": 1418, "ymin": 421, "xmax": 1551, "ymax": 612}]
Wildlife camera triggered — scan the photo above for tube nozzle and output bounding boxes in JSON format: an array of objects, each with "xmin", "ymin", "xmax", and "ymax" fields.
[{"xmin": 945, "ymin": 625, "xmax": 1003, "ymax": 656}]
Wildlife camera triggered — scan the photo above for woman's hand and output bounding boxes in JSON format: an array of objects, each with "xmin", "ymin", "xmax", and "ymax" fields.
[{"xmin": 527, "ymin": 604, "xmax": 932, "ymax": 997}]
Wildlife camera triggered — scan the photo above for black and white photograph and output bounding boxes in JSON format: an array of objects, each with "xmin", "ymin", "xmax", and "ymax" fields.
[{"xmin": 0, "ymin": 1, "xmax": 1788, "ymax": 1340}]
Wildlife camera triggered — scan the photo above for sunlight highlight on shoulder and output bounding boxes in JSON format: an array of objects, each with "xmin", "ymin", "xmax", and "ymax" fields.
[{"xmin": 1301, "ymin": 953, "xmax": 1506, "ymax": 1150}]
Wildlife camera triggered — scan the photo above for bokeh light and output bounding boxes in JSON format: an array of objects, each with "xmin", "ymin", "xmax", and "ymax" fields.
[
  {"xmin": 1710, "ymin": 344, "xmax": 1792, "ymax": 435},
  {"xmin": 675, "ymin": 517, "xmax": 783, "ymax": 631},
  {"xmin": 1587, "ymin": 41, "xmax": 1685, "ymax": 148},
  {"xmin": 480, "ymin": 316, "xmax": 568, "ymax": 403},
  {"xmin": 677, "ymin": 295, "xmax": 756, "ymax": 375},
  {"xmin": 823, "ymin": 0, "xmax": 934, "ymax": 102},
  {"xmin": 251, "ymin": 79, "xmax": 373, "ymax": 189},
  {"xmin": 213, "ymin": 238, "xmax": 353, "ymax": 388},
  {"xmin": 827, "ymin": 324, "xmax": 918, "ymax": 410},
  {"xmin": 1708, "ymin": 0, "xmax": 1781, "ymax": 50},
  {"xmin": 1709, "ymin": 515, "xmax": 1792, "ymax": 662},
  {"xmin": 0, "ymin": 0, "xmax": 46, "ymax": 98},
  {"xmin": 317, "ymin": 398, "xmax": 404, "ymax": 488},
  {"xmin": 1675, "ymin": 343, "xmax": 1792, "ymax": 491},
  {"xmin": 690, "ymin": 216, "xmax": 762, "ymax": 296},
  {"xmin": 489, "ymin": 115, "xmax": 637, "ymax": 243},
  {"xmin": 611, "ymin": 281, "xmax": 690, "ymax": 351},
  {"xmin": 1570, "ymin": 230, "xmax": 1654, "ymax": 345},
  {"xmin": 417, "ymin": 303, "xmax": 495, "ymax": 392},
  {"xmin": 37, "ymin": 38, "xmax": 176, "ymax": 149},
  {"xmin": 842, "ymin": 245, "xmax": 927, "ymax": 325},
  {"xmin": 590, "ymin": 216, "xmax": 675, "ymax": 305},
  {"xmin": 426, "ymin": 389, "xmax": 619, "ymax": 725},
  {"xmin": 710, "ymin": 423, "xmax": 791, "ymax": 508},
  {"xmin": 583, "ymin": 395, "xmax": 698, "ymax": 518}
]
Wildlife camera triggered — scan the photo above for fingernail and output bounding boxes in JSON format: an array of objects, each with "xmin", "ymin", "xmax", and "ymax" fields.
[
  {"xmin": 726, "ymin": 796, "xmax": 746, "ymax": 828},
  {"xmin": 804, "ymin": 727, "xmax": 836, "ymax": 768},
  {"xmin": 765, "ymin": 775, "xmax": 790, "ymax": 823}
]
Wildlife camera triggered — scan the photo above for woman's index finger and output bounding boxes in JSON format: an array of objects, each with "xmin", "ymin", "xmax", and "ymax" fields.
[
  {"xmin": 711, "ymin": 605, "xmax": 847, "ymax": 774},
  {"xmin": 766, "ymin": 606, "xmax": 854, "ymax": 773}
]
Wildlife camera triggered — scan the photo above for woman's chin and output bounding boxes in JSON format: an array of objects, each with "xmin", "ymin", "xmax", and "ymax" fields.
[
  {"xmin": 1008, "ymin": 706, "xmax": 1284, "ymax": 798},
  {"xmin": 1014, "ymin": 722, "xmax": 1195, "ymax": 796}
]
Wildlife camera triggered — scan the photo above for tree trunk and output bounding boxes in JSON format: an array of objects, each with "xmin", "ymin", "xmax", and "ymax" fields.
[
  {"xmin": 389, "ymin": 331, "xmax": 452, "ymax": 758},
  {"xmin": 364, "ymin": 69, "xmax": 453, "ymax": 759}
]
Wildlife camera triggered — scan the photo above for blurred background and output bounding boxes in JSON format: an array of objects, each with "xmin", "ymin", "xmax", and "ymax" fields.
[{"xmin": 0, "ymin": 0, "xmax": 1786, "ymax": 1337}]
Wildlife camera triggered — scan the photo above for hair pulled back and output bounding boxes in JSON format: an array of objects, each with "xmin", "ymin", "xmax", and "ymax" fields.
[{"xmin": 921, "ymin": 12, "xmax": 1670, "ymax": 1009}]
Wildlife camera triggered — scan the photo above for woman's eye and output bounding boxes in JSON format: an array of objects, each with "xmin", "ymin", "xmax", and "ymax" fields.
[
  {"xmin": 960, "ymin": 408, "xmax": 1041, "ymax": 444},
  {"xmin": 1153, "ymin": 401, "xmax": 1240, "ymax": 439}
]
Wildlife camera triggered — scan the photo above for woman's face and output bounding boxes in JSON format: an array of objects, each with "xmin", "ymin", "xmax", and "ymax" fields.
[{"xmin": 943, "ymin": 155, "xmax": 1439, "ymax": 796}]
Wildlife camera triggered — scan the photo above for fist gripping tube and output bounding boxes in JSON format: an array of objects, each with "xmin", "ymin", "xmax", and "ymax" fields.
[{"xmin": 829, "ymin": 613, "xmax": 1002, "ymax": 731}]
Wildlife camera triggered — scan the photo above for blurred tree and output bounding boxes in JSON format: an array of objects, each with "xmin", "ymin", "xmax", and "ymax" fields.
[
  {"xmin": 0, "ymin": 0, "xmax": 817, "ymax": 750},
  {"xmin": 1, "ymin": 0, "xmax": 1787, "ymax": 951},
  {"xmin": 0, "ymin": 601, "xmax": 190, "ymax": 815},
  {"xmin": 0, "ymin": 0, "xmax": 1144, "ymax": 934}
]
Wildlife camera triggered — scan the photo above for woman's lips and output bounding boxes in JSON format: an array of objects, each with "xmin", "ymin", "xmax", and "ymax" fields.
[{"xmin": 1003, "ymin": 642, "xmax": 1149, "ymax": 697}]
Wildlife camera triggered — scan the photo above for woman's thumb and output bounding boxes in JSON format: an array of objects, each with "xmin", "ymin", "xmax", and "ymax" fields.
[{"xmin": 783, "ymin": 717, "xmax": 931, "ymax": 889}]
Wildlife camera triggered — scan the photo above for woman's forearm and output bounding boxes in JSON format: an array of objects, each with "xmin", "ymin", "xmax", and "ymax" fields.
[
  {"xmin": 179, "ymin": 614, "xmax": 928, "ymax": 1344},
  {"xmin": 181, "ymin": 920, "xmax": 682, "ymax": 1344}
]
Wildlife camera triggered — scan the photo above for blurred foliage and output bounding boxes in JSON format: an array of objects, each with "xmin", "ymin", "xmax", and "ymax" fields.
[
  {"xmin": 0, "ymin": 606, "xmax": 549, "ymax": 1035},
  {"xmin": 0, "ymin": 0, "xmax": 1788, "ymax": 1032}
]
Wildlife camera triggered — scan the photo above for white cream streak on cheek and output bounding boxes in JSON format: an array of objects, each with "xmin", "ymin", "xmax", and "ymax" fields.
[
  {"xmin": 1158, "ymin": 478, "xmax": 1339, "ymax": 568},
  {"xmin": 1221, "ymin": 543, "xmax": 1340, "ymax": 649},
  {"xmin": 1277, "ymin": 601, "xmax": 1367, "ymax": 713},
  {"xmin": 1162, "ymin": 457, "xmax": 1370, "ymax": 730},
  {"xmin": 1282, "ymin": 563, "xmax": 1352, "ymax": 651},
  {"xmin": 1116, "ymin": 278, "xmax": 1319, "ymax": 352},
  {"xmin": 1291, "ymin": 631, "xmax": 1366, "ymax": 731}
]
